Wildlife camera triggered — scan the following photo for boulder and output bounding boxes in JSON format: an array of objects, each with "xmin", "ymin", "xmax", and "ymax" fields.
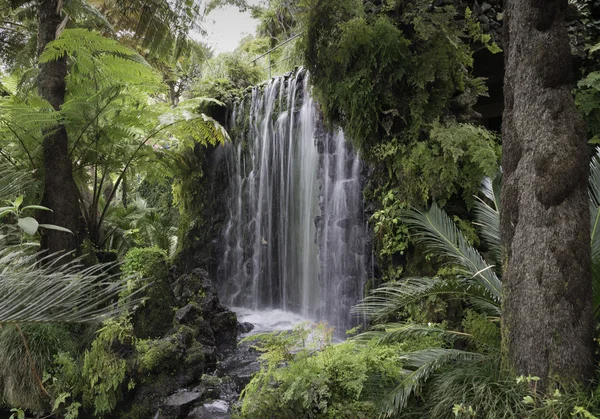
[
  {"xmin": 158, "ymin": 390, "xmax": 202, "ymax": 418},
  {"xmin": 186, "ymin": 400, "xmax": 230, "ymax": 419}
]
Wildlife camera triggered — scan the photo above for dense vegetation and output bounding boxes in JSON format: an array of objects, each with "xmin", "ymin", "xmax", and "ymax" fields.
[{"xmin": 1, "ymin": 0, "xmax": 600, "ymax": 418}]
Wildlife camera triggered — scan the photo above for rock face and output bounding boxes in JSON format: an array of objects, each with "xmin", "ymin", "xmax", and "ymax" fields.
[{"xmin": 117, "ymin": 268, "xmax": 246, "ymax": 418}]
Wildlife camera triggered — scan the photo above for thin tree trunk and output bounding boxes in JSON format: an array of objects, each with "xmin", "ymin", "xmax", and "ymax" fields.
[
  {"xmin": 38, "ymin": 0, "xmax": 81, "ymax": 256},
  {"xmin": 501, "ymin": 0, "xmax": 594, "ymax": 390}
]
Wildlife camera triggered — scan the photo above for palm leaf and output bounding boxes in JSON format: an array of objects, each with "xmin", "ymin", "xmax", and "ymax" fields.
[
  {"xmin": 473, "ymin": 172, "xmax": 502, "ymax": 265},
  {"xmin": 0, "ymin": 246, "xmax": 142, "ymax": 324},
  {"xmin": 589, "ymin": 147, "xmax": 600, "ymax": 263},
  {"xmin": 0, "ymin": 163, "xmax": 32, "ymax": 202},
  {"xmin": 353, "ymin": 277, "xmax": 479, "ymax": 321},
  {"xmin": 354, "ymin": 323, "xmax": 473, "ymax": 346},
  {"xmin": 405, "ymin": 203, "xmax": 502, "ymax": 300},
  {"xmin": 381, "ymin": 348, "xmax": 488, "ymax": 416}
]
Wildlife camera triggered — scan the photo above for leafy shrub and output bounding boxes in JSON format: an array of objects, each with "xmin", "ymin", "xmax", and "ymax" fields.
[
  {"xmin": 0, "ymin": 324, "xmax": 76, "ymax": 412},
  {"xmin": 236, "ymin": 323, "xmax": 437, "ymax": 419},
  {"xmin": 81, "ymin": 318, "xmax": 136, "ymax": 415},
  {"xmin": 122, "ymin": 246, "xmax": 174, "ymax": 339}
]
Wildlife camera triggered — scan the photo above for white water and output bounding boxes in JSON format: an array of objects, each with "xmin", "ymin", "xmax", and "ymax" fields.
[
  {"xmin": 232, "ymin": 307, "xmax": 314, "ymax": 335},
  {"xmin": 216, "ymin": 69, "xmax": 368, "ymax": 335}
]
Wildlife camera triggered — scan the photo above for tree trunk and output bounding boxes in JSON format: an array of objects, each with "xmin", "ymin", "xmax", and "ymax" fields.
[
  {"xmin": 38, "ymin": 0, "xmax": 81, "ymax": 256},
  {"xmin": 501, "ymin": 0, "xmax": 594, "ymax": 390}
]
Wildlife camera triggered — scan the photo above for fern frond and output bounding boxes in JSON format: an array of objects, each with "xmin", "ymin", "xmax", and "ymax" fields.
[
  {"xmin": 406, "ymin": 203, "xmax": 502, "ymax": 300},
  {"xmin": 39, "ymin": 28, "xmax": 137, "ymax": 63}
]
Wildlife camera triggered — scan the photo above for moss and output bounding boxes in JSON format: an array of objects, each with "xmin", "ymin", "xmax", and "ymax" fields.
[
  {"xmin": 122, "ymin": 247, "xmax": 175, "ymax": 339},
  {"xmin": 137, "ymin": 338, "xmax": 179, "ymax": 374},
  {"xmin": 184, "ymin": 341, "xmax": 205, "ymax": 366},
  {"xmin": 176, "ymin": 324, "xmax": 200, "ymax": 343}
]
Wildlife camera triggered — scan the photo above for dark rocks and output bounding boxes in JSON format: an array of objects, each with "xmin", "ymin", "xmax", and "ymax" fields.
[
  {"xmin": 175, "ymin": 303, "xmax": 201, "ymax": 324},
  {"xmin": 236, "ymin": 321, "xmax": 254, "ymax": 334},
  {"xmin": 216, "ymin": 341, "xmax": 261, "ymax": 391},
  {"xmin": 186, "ymin": 401, "xmax": 230, "ymax": 419},
  {"xmin": 159, "ymin": 391, "xmax": 203, "ymax": 418},
  {"xmin": 171, "ymin": 268, "xmax": 238, "ymax": 352},
  {"xmin": 115, "ymin": 267, "xmax": 241, "ymax": 418}
]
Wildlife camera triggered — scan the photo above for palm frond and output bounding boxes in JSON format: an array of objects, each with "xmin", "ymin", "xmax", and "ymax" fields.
[
  {"xmin": 353, "ymin": 277, "xmax": 480, "ymax": 321},
  {"xmin": 0, "ymin": 163, "xmax": 33, "ymax": 201},
  {"xmin": 589, "ymin": 147, "xmax": 600, "ymax": 262},
  {"xmin": 0, "ymin": 246, "xmax": 142, "ymax": 324},
  {"xmin": 405, "ymin": 203, "xmax": 502, "ymax": 300},
  {"xmin": 474, "ymin": 172, "xmax": 502, "ymax": 265},
  {"xmin": 354, "ymin": 322, "xmax": 473, "ymax": 346},
  {"xmin": 381, "ymin": 348, "xmax": 488, "ymax": 416}
]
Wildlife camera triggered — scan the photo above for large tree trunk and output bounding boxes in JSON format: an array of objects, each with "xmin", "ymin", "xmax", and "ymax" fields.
[
  {"xmin": 38, "ymin": 0, "xmax": 81, "ymax": 256},
  {"xmin": 501, "ymin": 0, "xmax": 594, "ymax": 390}
]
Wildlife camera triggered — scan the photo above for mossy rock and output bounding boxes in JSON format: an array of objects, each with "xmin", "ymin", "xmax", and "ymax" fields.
[{"xmin": 122, "ymin": 247, "xmax": 176, "ymax": 339}]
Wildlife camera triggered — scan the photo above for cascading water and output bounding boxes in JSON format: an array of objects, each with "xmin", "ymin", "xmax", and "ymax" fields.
[{"xmin": 216, "ymin": 69, "xmax": 368, "ymax": 334}]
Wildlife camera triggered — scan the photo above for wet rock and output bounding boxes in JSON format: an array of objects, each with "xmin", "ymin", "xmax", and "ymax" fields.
[
  {"xmin": 159, "ymin": 390, "xmax": 202, "ymax": 418},
  {"xmin": 216, "ymin": 341, "xmax": 260, "ymax": 390},
  {"xmin": 187, "ymin": 400, "xmax": 230, "ymax": 419},
  {"xmin": 175, "ymin": 303, "xmax": 201, "ymax": 324},
  {"xmin": 236, "ymin": 321, "xmax": 254, "ymax": 334},
  {"xmin": 171, "ymin": 268, "xmax": 239, "ymax": 352}
]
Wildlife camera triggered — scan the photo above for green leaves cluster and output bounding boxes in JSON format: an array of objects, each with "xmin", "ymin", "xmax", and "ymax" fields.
[
  {"xmin": 238, "ymin": 324, "xmax": 425, "ymax": 419},
  {"xmin": 301, "ymin": 0, "xmax": 486, "ymax": 149},
  {"xmin": 81, "ymin": 318, "xmax": 134, "ymax": 415},
  {"xmin": 0, "ymin": 28, "xmax": 229, "ymax": 253}
]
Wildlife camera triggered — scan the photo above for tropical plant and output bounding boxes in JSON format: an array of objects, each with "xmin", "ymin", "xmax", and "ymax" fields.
[
  {"xmin": 0, "ymin": 161, "xmax": 144, "ymax": 413},
  {"xmin": 0, "ymin": 28, "xmax": 229, "ymax": 252},
  {"xmin": 354, "ymin": 148, "xmax": 600, "ymax": 415},
  {"xmin": 237, "ymin": 323, "xmax": 434, "ymax": 419}
]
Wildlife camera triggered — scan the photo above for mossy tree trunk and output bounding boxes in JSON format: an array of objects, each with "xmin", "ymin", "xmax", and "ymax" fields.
[
  {"xmin": 38, "ymin": 0, "xmax": 82, "ymax": 257},
  {"xmin": 501, "ymin": 0, "xmax": 594, "ymax": 390}
]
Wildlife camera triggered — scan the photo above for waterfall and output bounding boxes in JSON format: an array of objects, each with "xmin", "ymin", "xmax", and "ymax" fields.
[{"xmin": 216, "ymin": 69, "xmax": 368, "ymax": 334}]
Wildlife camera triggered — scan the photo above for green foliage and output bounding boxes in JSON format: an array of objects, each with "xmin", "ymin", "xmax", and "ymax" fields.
[
  {"xmin": 199, "ymin": 52, "xmax": 265, "ymax": 90},
  {"xmin": 300, "ymin": 0, "xmax": 500, "ymax": 285},
  {"xmin": 136, "ymin": 338, "xmax": 178, "ymax": 373},
  {"xmin": 371, "ymin": 123, "xmax": 500, "ymax": 207},
  {"xmin": 121, "ymin": 246, "xmax": 174, "ymax": 338},
  {"xmin": 577, "ymin": 71, "xmax": 600, "ymax": 142},
  {"xmin": 0, "ymin": 324, "xmax": 76, "ymax": 412},
  {"xmin": 237, "ymin": 324, "xmax": 427, "ymax": 419},
  {"xmin": 81, "ymin": 317, "xmax": 135, "ymax": 415},
  {"xmin": 122, "ymin": 246, "xmax": 168, "ymax": 280},
  {"xmin": 301, "ymin": 0, "xmax": 486, "ymax": 150},
  {"xmin": 462, "ymin": 310, "xmax": 499, "ymax": 352}
]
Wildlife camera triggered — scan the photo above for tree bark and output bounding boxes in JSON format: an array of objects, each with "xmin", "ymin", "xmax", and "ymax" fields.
[
  {"xmin": 501, "ymin": 0, "xmax": 594, "ymax": 390},
  {"xmin": 38, "ymin": 0, "xmax": 81, "ymax": 256}
]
